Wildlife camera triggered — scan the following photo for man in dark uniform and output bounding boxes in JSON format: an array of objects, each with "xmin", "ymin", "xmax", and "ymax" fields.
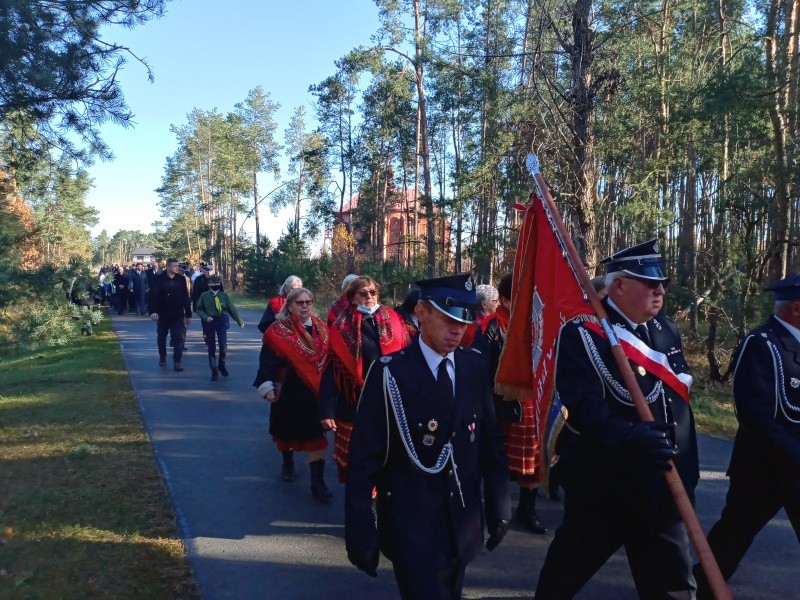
[
  {"xmin": 149, "ymin": 257, "xmax": 192, "ymax": 371},
  {"xmin": 694, "ymin": 274, "xmax": 800, "ymax": 598},
  {"xmin": 345, "ymin": 273, "xmax": 511, "ymax": 600},
  {"xmin": 535, "ymin": 239, "xmax": 699, "ymax": 599}
]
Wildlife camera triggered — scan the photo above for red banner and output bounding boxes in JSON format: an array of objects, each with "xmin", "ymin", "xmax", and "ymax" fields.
[{"xmin": 496, "ymin": 194, "xmax": 592, "ymax": 413}]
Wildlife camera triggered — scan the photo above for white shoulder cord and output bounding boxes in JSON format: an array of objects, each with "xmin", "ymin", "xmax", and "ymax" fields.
[{"xmin": 382, "ymin": 366, "xmax": 465, "ymax": 507}]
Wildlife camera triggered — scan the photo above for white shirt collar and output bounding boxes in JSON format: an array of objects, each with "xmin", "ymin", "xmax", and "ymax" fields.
[
  {"xmin": 606, "ymin": 297, "xmax": 648, "ymax": 329},
  {"xmin": 774, "ymin": 315, "xmax": 800, "ymax": 345},
  {"xmin": 418, "ymin": 335, "xmax": 455, "ymax": 374},
  {"xmin": 303, "ymin": 317, "xmax": 312, "ymax": 327}
]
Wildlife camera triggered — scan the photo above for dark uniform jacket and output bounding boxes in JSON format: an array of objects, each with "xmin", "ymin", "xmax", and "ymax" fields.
[
  {"xmin": 149, "ymin": 272, "xmax": 192, "ymax": 320},
  {"xmin": 730, "ymin": 316, "xmax": 800, "ymax": 495},
  {"xmin": 554, "ymin": 297, "xmax": 699, "ymax": 521},
  {"xmin": 345, "ymin": 338, "xmax": 511, "ymax": 570}
]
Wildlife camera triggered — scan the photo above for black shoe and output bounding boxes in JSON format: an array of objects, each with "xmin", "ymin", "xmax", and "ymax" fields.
[
  {"xmin": 219, "ymin": 363, "xmax": 229, "ymax": 377},
  {"xmin": 211, "ymin": 369, "xmax": 219, "ymax": 381},
  {"xmin": 517, "ymin": 488, "xmax": 548, "ymax": 534},
  {"xmin": 159, "ymin": 358, "xmax": 167, "ymax": 367},
  {"xmin": 174, "ymin": 362, "xmax": 184, "ymax": 372},
  {"xmin": 310, "ymin": 459, "xmax": 332, "ymax": 503},
  {"xmin": 281, "ymin": 451, "xmax": 295, "ymax": 482}
]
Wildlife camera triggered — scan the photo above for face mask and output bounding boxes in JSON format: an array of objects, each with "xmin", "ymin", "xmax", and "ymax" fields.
[
  {"xmin": 357, "ymin": 304, "xmax": 380, "ymax": 316},
  {"xmin": 209, "ymin": 285, "xmax": 221, "ymax": 292}
]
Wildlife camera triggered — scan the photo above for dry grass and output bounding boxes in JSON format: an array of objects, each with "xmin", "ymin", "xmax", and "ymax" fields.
[{"xmin": 0, "ymin": 314, "xmax": 198, "ymax": 600}]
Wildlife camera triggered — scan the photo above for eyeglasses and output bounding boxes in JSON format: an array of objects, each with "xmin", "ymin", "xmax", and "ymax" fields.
[
  {"xmin": 622, "ymin": 276, "xmax": 668, "ymax": 290},
  {"xmin": 357, "ymin": 289, "xmax": 378, "ymax": 297},
  {"xmin": 295, "ymin": 300, "xmax": 312, "ymax": 306}
]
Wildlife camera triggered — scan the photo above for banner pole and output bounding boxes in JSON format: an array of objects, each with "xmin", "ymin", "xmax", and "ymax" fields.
[{"xmin": 525, "ymin": 154, "xmax": 731, "ymax": 600}]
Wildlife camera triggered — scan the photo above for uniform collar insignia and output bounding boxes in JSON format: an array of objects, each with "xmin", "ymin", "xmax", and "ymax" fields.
[{"xmin": 791, "ymin": 377, "xmax": 800, "ymax": 389}]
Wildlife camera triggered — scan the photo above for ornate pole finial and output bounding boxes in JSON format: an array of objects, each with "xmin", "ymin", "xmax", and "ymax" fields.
[{"xmin": 525, "ymin": 154, "xmax": 540, "ymax": 176}]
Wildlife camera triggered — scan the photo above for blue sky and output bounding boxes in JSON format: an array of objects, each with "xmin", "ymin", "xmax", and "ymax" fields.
[{"xmin": 88, "ymin": 0, "xmax": 381, "ymax": 243}]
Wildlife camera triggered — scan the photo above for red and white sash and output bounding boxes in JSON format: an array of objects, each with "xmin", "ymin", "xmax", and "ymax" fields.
[{"xmin": 583, "ymin": 321, "xmax": 693, "ymax": 403}]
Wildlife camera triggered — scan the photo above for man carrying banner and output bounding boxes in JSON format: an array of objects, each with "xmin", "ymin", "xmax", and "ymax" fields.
[
  {"xmin": 535, "ymin": 239, "xmax": 699, "ymax": 599},
  {"xmin": 345, "ymin": 274, "xmax": 511, "ymax": 600}
]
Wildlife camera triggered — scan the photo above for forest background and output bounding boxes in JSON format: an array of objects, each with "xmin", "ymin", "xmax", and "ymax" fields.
[{"xmin": 2, "ymin": 0, "xmax": 799, "ymax": 384}]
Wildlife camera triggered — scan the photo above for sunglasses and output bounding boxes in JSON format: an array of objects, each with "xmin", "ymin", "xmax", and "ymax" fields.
[
  {"xmin": 622, "ymin": 276, "xmax": 669, "ymax": 290},
  {"xmin": 357, "ymin": 289, "xmax": 378, "ymax": 297},
  {"xmin": 294, "ymin": 300, "xmax": 312, "ymax": 306}
]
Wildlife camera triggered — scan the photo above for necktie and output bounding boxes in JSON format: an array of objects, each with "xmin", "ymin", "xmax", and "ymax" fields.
[
  {"xmin": 437, "ymin": 358, "xmax": 455, "ymax": 410},
  {"xmin": 635, "ymin": 324, "xmax": 650, "ymax": 345},
  {"xmin": 214, "ymin": 295, "xmax": 222, "ymax": 312}
]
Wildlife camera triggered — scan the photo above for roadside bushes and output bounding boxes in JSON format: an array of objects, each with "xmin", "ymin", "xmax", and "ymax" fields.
[{"xmin": 0, "ymin": 260, "xmax": 103, "ymax": 357}]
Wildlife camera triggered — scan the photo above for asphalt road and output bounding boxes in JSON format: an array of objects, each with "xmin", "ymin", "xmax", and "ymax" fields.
[{"xmin": 111, "ymin": 309, "xmax": 798, "ymax": 599}]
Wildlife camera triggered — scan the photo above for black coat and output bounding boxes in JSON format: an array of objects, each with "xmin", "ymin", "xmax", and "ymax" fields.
[
  {"xmin": 345, "ymin": 338, "xmax": 511, "ymax": 571},
  {"xmin": 729, "ymin": 316, "xmax": 800, "ymax": 496},
  {"xmin": 554, "ymin": 298, "xmax": 699, "ymax": 522},
  {"xmin": 252, "ymin": 343, "xmax": 334, "ymax": 442},
  {"xmin": 148, "ymin": 272, "xmax": 191, "ymax": 320}
]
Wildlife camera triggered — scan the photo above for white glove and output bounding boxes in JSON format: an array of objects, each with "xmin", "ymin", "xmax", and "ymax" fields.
[{"xmin": 256, "ymin": 381, "xmax": 274, "ymax": 399}]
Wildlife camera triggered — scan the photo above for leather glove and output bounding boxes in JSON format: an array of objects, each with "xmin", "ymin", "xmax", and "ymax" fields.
[
  {"xmin": 485, "ymin": 519, "xmax": 510, "ymax": 551},
  {"xmin": 347, "ymin": 549, "xmax": 379, "ymax": 578},
  {"xmin": 624, "ymin": 421, "xmax": 676, "ymax": 471}
]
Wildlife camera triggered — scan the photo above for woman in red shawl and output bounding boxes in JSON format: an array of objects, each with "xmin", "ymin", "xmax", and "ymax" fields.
[
  {"xmin": 254, "ymin": 287, "xmax": 335, "ymax": 502},
  {"xmin": 257, "ymin": 275, "xmax": 303, "ymax": 333},
  {"xmin": 473, "ymin": 274, "xmax": 548, "ymax": 534},
  {"xmin": 462, "ymin": 283, "xmax": 499, "ymax": 347},
  {"xmin": 320, "ymin": 276, "xmax": 411, "ymax": 482}
]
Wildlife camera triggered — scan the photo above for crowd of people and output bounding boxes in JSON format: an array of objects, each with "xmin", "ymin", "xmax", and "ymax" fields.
[{"xmin": 105, "ymin": 241, "xmax": 799, "ymax": 600}]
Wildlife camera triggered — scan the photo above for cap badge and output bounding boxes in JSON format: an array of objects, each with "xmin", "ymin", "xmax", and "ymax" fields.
[
  {"xmin": 465, "ymin": 276, "xmax": 473, "ymax": 291},
  {"xmin": 791, "ymin": 378, "xmax": 800, "ymax": 389},
  {"xmin": 427, "ymin": 419, "xmax": 438, "ymax": 432},
  {"xmin": 423, "ymin": 434, "xmax": 436, "ymax": 446}
]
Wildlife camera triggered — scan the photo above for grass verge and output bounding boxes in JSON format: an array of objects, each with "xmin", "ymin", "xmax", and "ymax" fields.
[
  {"xmin": 0, "ymin": 311, "xmax": 198, "ymax": 600},
  {"xmin": 227, "ymin": 291, "xmax": 265, "ymax": 312}
]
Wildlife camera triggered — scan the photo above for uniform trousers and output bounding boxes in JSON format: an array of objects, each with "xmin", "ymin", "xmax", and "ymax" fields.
[
  {"xmin": 202, "ymin": 317, "xmax": 227, "ymax": 367},
  {"xmin": 696, "ymin": 467, "xmax": 800, "ymax": 598},
  {"xmin": 536, "ymin": 480, "xmax": 695, "ymax": 599},
  {"xmin": 391, "ymin": 543, "xmax": 465, "ymax": 600},
  {"xmin": 157, "ymin": 317, "xmax": 185, "ymax": 363}
]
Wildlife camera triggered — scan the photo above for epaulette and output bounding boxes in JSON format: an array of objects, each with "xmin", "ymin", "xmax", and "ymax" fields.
[{"xmin": 572, "ymin": 314, "xmax": 600, "ymax": 325}]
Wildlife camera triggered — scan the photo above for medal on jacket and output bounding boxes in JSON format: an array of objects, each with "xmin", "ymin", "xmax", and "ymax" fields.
[
  {"xmin": 468, "ymin": 423, "xmax": 476, "ymax": 442},
  {"xmin": 423, "ymin": 434, "xmax": 435, "ymax": 446},
  {"xmin": 427, "ymin": 419, "xmax": 438, "ymax": 432},
  {"xmin": 636, "ymin": 365, "xmax": 646, "ymax": 377},
  {"xmin": 791, "ymin": 378, "xmax": 800, "ymax": 389}
]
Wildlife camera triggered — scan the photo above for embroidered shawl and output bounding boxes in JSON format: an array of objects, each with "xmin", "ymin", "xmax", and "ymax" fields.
[
  {"xmin": 328, "ymin": 303, "xmax": 410, "ymax": 405},
  {"xmin": 263, "ymin": 314, "xmax": 330, "ymax": 398}
]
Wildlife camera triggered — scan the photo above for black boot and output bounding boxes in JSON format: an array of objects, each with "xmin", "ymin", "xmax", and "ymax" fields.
[
  {"xmin": 218, "ymin": 358, "xmax": 229, "ymax": 377},
  {"xmin": 517, "ymin": 487, "xmax": 548, "ymax": 534},
  {"xmin": 309, "ymin": 459, "xmax": 333, "ymax": 503},
  {"xmin": 281, "ymin": 451, "xmax": 295, "ymax": 482}
]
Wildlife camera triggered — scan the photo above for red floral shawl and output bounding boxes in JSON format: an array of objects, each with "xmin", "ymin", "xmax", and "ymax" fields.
[
  {"xmin": 268, "ymin": 296, "xmax": 286, "ymax": 314},
  {"xmin": 328, "ymin": 304, "xmax": 410, "ymax": 405},
  {"xmin": 263, "ymin": 314, "xmax": 329, "ymax": 398},
  {"xmin": 327, "ymin": 292, "xmax": 350, "ymax": 325},
  {"xmin": 481, "ymin": 305, "xmax": 510, "ymax": 335}
]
